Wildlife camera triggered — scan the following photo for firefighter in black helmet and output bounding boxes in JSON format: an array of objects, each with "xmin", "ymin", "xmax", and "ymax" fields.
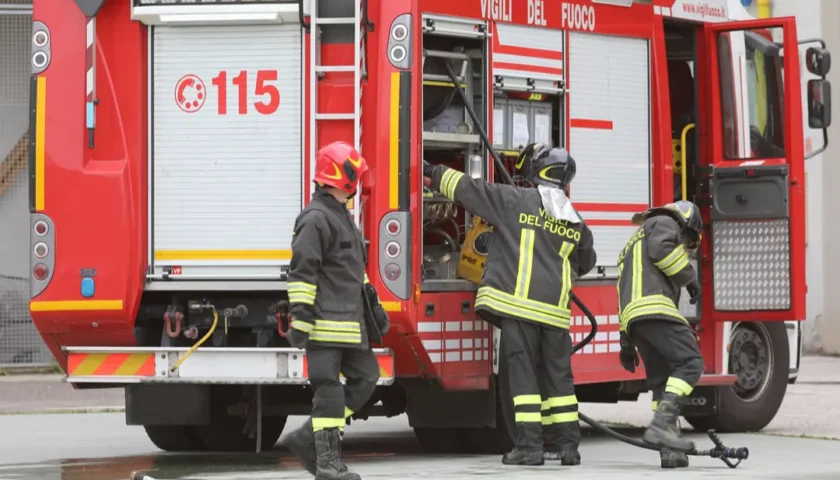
[
  {"xmin": 513, "ymin": 143, "xmax": 585, "ymax": 463},
  {"xmin": 423, "ymin": 145, "xmax": 596, "ymax": 466},
  {"xmin": 615, "ymin": 200, "xmax": 704, "ymax": 468}
]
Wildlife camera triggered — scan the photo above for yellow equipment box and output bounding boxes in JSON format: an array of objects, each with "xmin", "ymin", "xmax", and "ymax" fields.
[{"xmin": 457, "ymin": 215, "xmax": 494, "ymax": 284}]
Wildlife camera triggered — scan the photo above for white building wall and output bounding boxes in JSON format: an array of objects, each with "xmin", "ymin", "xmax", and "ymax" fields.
[{"xmin": 759, "ymin": 0, "xmax": 840, "ymax": 353}]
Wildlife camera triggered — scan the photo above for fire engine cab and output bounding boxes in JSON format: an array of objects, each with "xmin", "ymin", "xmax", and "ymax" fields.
[{"xmin": 28, "ymin": 0, "xmax": 830, "ymax": 453}]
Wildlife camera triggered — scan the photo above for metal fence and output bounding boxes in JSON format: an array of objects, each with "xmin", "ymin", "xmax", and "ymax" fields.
[{"xmin": 0, "ymin": 2, "xmax": 53, "ymax": 367}]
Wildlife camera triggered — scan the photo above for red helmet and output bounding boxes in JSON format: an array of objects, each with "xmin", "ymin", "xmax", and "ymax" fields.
[{"xmin": 313, "ymin": 141, "xmax": 369, "ymax": 194}]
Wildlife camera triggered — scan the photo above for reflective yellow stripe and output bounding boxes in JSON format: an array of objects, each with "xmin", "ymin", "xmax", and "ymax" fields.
[
  {"xmin": 542, "ymin": 412, "xmax": 579, "ymax": 425},
  {"xmin": 666, "ymin": 377, "xmax": 694, "ymax": 396},
  {"xmin": 619, "ymin": 294, "xmax": 687, "ymax": 330},
  {"xmin": 345, "ymin": 407, "xmax": 354, "ymax": 418},
  {"xmin": 654, "ymin": 244, "xmax": 686, "ymax": 270},
  {"xmin": 632, "ymin": 242, "xmax": 643, "ymax": 301},
  {"xmin": 515, "ymin": 412, "xmax": 543, "ymax": 423},
  {"xmin": 654, "ymin": 245, "xmax": 690, "ymax": 276},
  {"xmin": 364, "ymin": 273, "xmax": 370, "ymax": 284},
  {"xmin": 310, "ymin": 319, "xmax": 362, "ymax": 344},
  {"xmin": 616, "ymin": 263, "xmax": 625, "ymax": 317},
  {"xmin": 440, "ymin": 168, "xmax": 465, "ymax": 201},
  {"xmin": 651, "ymin": 401, "xmax": 659, "ymax": 411},
  {"xmin": 475, "ymin": 286, "xmax": 571, "ymax": 329},
  {"xmin": 291, "ymin": 320, "xmax": 314, "ymax": 333},
  {"xmin": 288, "ymin": 294, "xmax": 316, "ymax": 305},
  {"xmin": 558, "ymin": 242, "xmax": 576, "ymax": 308},
  {"xmin": 312, "ymin": 417, "xmax": 346, "ymax": 431},
  {"xmin": 541, "ymin": 395, "xmax": 577, "ymax": 410},
  {"xmin": 513, "ymin": 394, "xmax": 542, "ymax": 406},
  {"xmin": 661, "ymin": 254, "xmax": 690, "ymax": 276},
  {"xmin": 514, "ymin": 229, "xmax": 536, "ymax": 298},
  {"xmin": 288, "ymin": 282, "xmax": 317, "ymax": 305}
]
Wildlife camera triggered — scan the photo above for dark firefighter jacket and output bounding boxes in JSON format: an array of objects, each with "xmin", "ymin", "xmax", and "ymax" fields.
[
  {"xmin": 427, "ymin": 165, "xmax": 597, "ymax": 330},
  {"xmin": 287, "ymin": 188, "xmax": 375, "ymax": 349},
  {"xmin": 616, "ymin": 215, "xmax": 696, "ymax": 333}
]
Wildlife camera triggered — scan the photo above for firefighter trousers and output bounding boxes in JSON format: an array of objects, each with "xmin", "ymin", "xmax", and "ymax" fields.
[
  {"xmin": 629, "ymin": 319, "xmax": 704, "ymax": 405},
  {"xmin": 306, "ymin": 346, "xmax": 380, "ymax": 433},
  {"xmin": 501, "ymin": 317, "xmax": 579, "ymax": 452}
]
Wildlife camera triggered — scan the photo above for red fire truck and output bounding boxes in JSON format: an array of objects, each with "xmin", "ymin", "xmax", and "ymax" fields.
[{"xmin": 28, "ymin": 0, "xmax": 830, "ymax": 453}]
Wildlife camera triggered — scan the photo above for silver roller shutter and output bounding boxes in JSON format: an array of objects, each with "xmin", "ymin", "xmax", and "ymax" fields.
[{"xmin": 151, "ymin": 24, "xmax": 302, "ymax": 274}]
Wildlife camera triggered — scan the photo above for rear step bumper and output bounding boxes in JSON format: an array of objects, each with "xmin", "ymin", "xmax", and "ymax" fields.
[{"xmin": 63, "ymin": 347, "xmax": 395, "ymax": 386}]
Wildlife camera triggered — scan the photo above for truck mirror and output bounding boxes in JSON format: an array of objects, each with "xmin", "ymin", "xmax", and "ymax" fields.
[
  {"xmin": 806, "ymin": 47, "xmax": 831, "ymax": 76},
  {"xmin": 807, "ymin": 79, "xmax": 831, "ymax": 129}
]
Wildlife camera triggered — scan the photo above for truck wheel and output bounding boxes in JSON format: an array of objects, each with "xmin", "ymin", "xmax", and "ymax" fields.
[
  {"xmin": 685, "ymin": 321, "xmax": 789, "ymax": 433},
  {"xmin": 413, "ymin": 427, "xmax": 473, "ymax": 453},
  {"xmin": 462, "ymin": 359, "xmax": 515, "ymax": 454},
  {"xmin": 143, "ymin": 425, "xmax": 205, "ymax": 452},
  {"xmin": 196, "ymin": 415, "xmax": 287, "ymax": 452}
]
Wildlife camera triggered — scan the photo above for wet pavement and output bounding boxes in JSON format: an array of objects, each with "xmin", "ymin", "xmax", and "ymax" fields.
[{"xmin": 0, "ymin": 412, "xmax": 839, "ymax": 480}]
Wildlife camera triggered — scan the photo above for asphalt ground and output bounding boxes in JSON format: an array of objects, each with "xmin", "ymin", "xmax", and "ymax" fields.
[{"xmin": 0, "ymin": 356, "xmax": 838, "ymax": 479}]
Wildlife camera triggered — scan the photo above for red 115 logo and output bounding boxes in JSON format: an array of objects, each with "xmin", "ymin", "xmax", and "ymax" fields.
[{"xmin": 210, "ymin": 70, "xmax": 281, "ymax": 115}]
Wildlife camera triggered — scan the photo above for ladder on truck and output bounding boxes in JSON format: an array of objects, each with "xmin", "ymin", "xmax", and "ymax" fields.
[{"xmin": 306, "ymin": 0, "xmax": 366, "ymax": 225}]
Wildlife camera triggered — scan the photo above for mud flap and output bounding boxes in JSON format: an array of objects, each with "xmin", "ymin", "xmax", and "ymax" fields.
[{"xmin": 680, "ymin": 386, "xmax": 718, "ymax": 418}]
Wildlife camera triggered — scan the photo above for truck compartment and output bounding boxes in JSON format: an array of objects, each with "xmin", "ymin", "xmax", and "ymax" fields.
[{"xmin": 419, "ymin": 24, "xmax": 564, "ymax": 292}]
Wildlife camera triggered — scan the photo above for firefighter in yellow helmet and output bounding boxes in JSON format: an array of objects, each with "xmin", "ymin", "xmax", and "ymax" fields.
[
  {"xmin": 423, "ymin": 144, "xmax": 596, "ymax": 466},
  {"xmin": 615, "ymin": 200, "xmax": 704, "ymax": 468}
]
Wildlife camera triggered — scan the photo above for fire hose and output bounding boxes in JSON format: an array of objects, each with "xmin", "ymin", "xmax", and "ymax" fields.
[
  {"xmin": 442, "ymin": 60, "xmax": 749, "ymax": 468},
  {"xmin": 569, "ymin": 293, "xmax": 748, "ymax": 468}
]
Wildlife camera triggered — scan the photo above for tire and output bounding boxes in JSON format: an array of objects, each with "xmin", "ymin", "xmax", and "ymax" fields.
[
  {"xmin": 413, "ymin": 427, "xmax": 473, "ymax": 454},
  {"xmin": 685, "ymin": 321, "xmax": 789, "ymax": 433},
  {"xmin": 196, "ymin": 415, "xmax": 287, "ymax": 452},
  {"xmin": 462, "ymin": 338, "xmax": 515, "ymax": 454},
  {"xmin": 461, "ymin": 377, "xmax": 515, "ymax": 454},
  {"xmin": 143, "ymin": 425, "xmax": 205, "ymax": 452}
]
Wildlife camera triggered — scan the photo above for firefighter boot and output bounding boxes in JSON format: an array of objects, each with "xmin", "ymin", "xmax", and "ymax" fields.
[
  {"xmin": 643, "ymin": 393, "xmax": 695, "ymax": 453},
  {"xmin": 543, "ymin": 424, "xmax": 581, "ymax": 465},
  {"xmin": 314, "ymin": 428, "xmax": 361, "ymax": 480},
  {"xmin": 502, "ymin": 424, "xmax": 545, "ymax": 466},
  {"xmin": 283, "ymin": 417, "xmax": 317, "ymax": 475},
  {"xmin": 660, "ymin": 419, "xmax": 689, "ymax": 468},
  {"xmin": 542, "ymin": 424, "xmax": 563, "ymax": 461}
]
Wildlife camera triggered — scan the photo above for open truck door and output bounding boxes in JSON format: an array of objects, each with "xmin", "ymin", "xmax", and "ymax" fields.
[
  {"xmin": 700, "ymin": 17, "xmax": 830, "ymax": 323},
  {"xmin": 680, "ymin": 16, "xmax": 832, "ymax": 434}
]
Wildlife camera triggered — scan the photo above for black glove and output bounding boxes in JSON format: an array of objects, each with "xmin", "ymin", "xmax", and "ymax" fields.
[
  {"xmin": 287, "ymin": 324, "xmax": 309, "ymax": 348},
  {"xmin": 619, "ymin": 333, "xmax": 640, "ymax": 373},
  {"xmin": 422, "ymin": 159, "xmax": 436, "ymax": 178},
  {"xmin": 686, "ymin": 279, "xmax": 701, "ymax": 305},
  {"xmin": 373, "ymin": 305, "xmax": 390, "ymax": 337}
]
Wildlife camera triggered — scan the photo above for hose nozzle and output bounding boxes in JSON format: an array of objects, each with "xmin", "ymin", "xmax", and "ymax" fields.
[{"xmin": 693, "ymin": 430, "xmax": 749, "ymax": 468}]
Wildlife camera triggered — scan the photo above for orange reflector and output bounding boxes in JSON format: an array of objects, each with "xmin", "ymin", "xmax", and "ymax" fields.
[{"xmin": 67, "ymin": 353, "xmax": 156, "ymax": 377}]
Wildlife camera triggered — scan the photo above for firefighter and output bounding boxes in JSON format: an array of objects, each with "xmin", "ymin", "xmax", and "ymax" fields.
[
  {"xmin": 615, "ymin": 200, "xmax": 704, "ymax": 467},
  {"xmin": 281, "ymin": 141, "xmax": 390, "ymax": 480},
  {"xmin": 512, "ymin": 143, "xmax": 581, "ymax": 462},
  {"xmin": 423, "ymin": 145, "xmax": 597, "ymax": 466}
]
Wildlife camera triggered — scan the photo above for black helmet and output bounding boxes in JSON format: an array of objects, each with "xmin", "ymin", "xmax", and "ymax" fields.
[
  {"xmin": 512, "ymin": 143, "xmax": 549, "ymax": 187},
  {"xmin": 529, "ymin": 147, "xmax": 576, "ymax": 189},
  {"xmin": 637, "ymin": 201, "xmax": 704, "ymax": 250}
]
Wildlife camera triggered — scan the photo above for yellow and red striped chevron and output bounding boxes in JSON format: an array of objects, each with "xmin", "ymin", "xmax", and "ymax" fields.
[{"xmin": 67, "ymin": 352, "xmax": 156, "ymax": 377}]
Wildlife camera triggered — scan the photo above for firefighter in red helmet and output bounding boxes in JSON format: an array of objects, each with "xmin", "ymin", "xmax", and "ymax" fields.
[{"xmin": 281, "ymin": 141, "xmax": 390, "ymax": 480}]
